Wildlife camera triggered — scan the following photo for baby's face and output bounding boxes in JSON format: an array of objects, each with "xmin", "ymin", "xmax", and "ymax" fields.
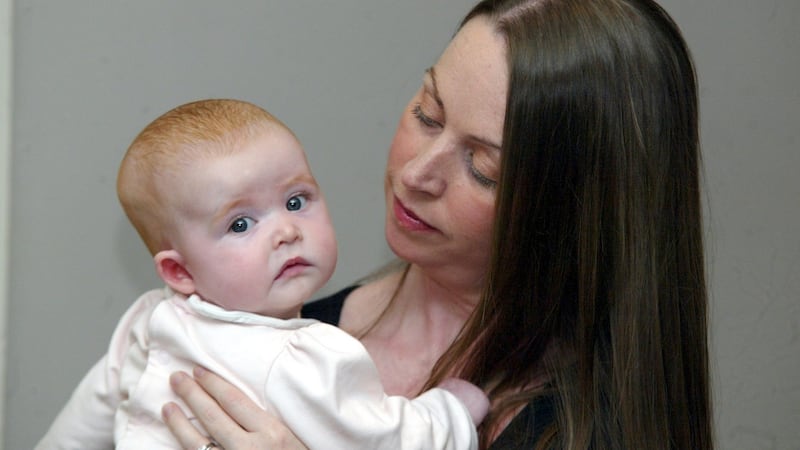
[{"xmin": 171, "ymin": 127, "xmax": 337, "ymax": 319}]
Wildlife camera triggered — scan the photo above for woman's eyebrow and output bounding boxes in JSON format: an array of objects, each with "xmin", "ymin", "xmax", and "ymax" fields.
[
  {"xmin": 428, "ymin": 67, "xmax": 502, "ymax": 150},
  {"xmin": 425, "ymin": 67, "xmax": 444, "ymax": 109}
]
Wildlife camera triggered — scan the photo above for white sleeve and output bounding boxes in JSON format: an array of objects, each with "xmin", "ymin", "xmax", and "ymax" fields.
[
  {"xmin": 265, "ymin": 323, "xmax": 478, "ymax": 450},
  {"xmin": 34, "ymin": 289, "xmax": 164, "ymax": 450},
  {"xmin": 34, "ymin": 355, "xmax": 117, "ymax": 450}
]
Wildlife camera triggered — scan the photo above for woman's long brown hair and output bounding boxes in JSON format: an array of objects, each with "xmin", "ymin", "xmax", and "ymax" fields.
[{"xmin": 426, "ymin": 1, "xmax": 712, "ymax": 448}]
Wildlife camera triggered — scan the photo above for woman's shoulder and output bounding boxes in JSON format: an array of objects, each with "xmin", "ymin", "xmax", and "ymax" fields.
[
  {"xmin": 304, "ymin": 269, "xmax": 405, "ymax": 329},
  {"xmin": 302, "ymin": 285, "xmax": 361, "ymax": 326}
]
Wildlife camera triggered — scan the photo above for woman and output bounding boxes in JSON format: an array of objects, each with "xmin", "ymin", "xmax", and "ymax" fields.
[{"xmin": 164, "ymin": 0, "xmax": 711, "ymax": 448}]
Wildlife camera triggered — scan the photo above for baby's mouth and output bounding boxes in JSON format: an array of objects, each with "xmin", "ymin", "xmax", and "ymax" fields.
[{"xmin": 276, "ymin": 257, "xmax": 311, "ymax": 280}]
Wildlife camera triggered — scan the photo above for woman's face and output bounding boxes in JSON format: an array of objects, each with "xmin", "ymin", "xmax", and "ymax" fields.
[{"xmin": 384, "ymin": 16, "xmax": 508, "ymax": 287}]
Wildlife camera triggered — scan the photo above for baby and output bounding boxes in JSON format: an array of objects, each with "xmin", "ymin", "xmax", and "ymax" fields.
[{"xmin": 36, "ymin": 99, "xmax": 487, "ymax": 449}]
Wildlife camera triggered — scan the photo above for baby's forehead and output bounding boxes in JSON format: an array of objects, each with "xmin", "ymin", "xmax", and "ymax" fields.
[
  {"xmin": 172, "ymin": 130, "xmax": 311, "ymax": 191},
  {"xmin": 156, "ymin": 122, "xmax": 297, "ymax": 174},
  {"xmin": 209, "ymin": 119, "xmax": 294, "ymax": 151}
]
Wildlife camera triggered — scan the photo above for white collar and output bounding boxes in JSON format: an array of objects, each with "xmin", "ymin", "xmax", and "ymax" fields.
[{"xmin": 184, "ymin": 294, "xmax": 319, "ymax": 330}]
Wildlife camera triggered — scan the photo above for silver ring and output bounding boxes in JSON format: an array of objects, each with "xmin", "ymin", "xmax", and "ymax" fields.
[{"xmin": 196, "ymin": 442, "xmax": 220, "ymax": 450}]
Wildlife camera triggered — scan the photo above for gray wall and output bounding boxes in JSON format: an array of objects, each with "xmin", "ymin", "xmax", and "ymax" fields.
[{"xmin": 6, "ymin": 1, "xmax": 798, "ymax": 449}]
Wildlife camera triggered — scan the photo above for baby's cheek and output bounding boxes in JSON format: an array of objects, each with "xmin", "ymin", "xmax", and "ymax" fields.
[{"xmin": 216, "ymin": 266, "xmax": 263, "ymax": 303}]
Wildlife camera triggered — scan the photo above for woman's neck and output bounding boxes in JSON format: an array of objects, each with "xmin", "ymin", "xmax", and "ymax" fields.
[
  {"xmin": 341, "ymin": 263, "xmax": 482, "ymax": 396},
  {"xmin": 382, "ymin": 264, "xmax": 480, "ymax": 336}
]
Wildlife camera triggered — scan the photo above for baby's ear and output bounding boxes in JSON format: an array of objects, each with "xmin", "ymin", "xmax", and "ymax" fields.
[{"xmin": 154, "ymin": 250, "xmax": 195, "ymax": 295}]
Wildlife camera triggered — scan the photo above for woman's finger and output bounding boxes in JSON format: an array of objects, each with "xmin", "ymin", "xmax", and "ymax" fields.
[
  {"xmin": 162, "ymin": 400, "xmax": 210, "ymax": 450},
  {"xmin": 192, "ymin": 366, "xmax": 271, "ymax": 433},
  {"xmin": 168, "ymin": 367, "xmax": 309, "ymax": 450},
  {"xmin": 169, "ymin": 370, "xmax": 245, "ymax": 444}
]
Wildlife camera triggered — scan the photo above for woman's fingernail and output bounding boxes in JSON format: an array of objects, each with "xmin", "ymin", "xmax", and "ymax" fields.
[
  {"xmin": 162, "ymin": 403, "xmax": 175, "ymax": 418},
  {"xmin": 193, "ymin": 366, "xmax": 206, "ymax": 377},
  {"xmin": 170, "ymin": 371, "xmax": 187, "ymax": 387}
]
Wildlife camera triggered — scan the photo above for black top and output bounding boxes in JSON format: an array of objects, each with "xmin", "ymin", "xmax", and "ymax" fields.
[
  {"xmin": 301, "ymin": 285, "xmax": 357, "ymax": 326},
  {"xmin": 302, "ymin": 286, "xmax": 555, "ymax": 449}
]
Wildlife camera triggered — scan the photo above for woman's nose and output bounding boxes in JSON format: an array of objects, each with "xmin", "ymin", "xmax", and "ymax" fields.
[
  {"xmin": 272, "ymin": 217, "xmax": 302, "ymax": 248},
  {"xmin": 400, "ymin": 140, "xmax": 451, "ymax": 196}
]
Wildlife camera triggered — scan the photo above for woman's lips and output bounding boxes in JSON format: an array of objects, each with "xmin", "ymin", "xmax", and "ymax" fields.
[{"xmin": 393, "ymin": 197, "xmax": 436, "ymax": 232}]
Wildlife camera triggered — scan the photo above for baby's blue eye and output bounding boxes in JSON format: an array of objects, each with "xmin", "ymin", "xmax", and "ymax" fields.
[
  {"xmin": 286, "ymin": 195, "xmax": 307, "ymax": 212},
  {"xmin": 229, "ymin": 217, "xmax": 255, "ymax": 233}
]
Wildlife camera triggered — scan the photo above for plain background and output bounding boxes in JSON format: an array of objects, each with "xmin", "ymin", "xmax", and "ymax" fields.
[{"xmin": 4, "ymin": 1, "xmax": 798, "ymax": 449}]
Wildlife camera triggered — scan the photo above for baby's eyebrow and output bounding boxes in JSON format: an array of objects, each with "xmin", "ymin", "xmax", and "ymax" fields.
[
  {"xmin": 285, "ymin": 173, "xmax": 318, "ymax": 188},
  {"xmin": 212, "ymin": 198, "xmax": 248, "ymax": 224}
]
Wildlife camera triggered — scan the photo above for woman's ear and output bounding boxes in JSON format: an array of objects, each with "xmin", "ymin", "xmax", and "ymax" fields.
[{"xmin": 154, "ymin": 250, "xmax": 195, "ymax": 295}]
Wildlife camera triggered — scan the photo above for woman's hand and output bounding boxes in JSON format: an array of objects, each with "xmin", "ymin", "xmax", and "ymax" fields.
[{"xmin": 163, "ymin": 367, "xmax": 308, "ymax": 450}]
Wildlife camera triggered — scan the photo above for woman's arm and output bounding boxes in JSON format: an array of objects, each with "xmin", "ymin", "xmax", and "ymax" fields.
[{"xmin": 163, "ymin": 367, "xmax": 308, "ymax": 450}]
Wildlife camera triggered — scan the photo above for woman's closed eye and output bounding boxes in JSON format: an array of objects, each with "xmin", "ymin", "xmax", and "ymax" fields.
[
  {"xmin": 466, "ymin": 150, "xmax": 498, "ymax": 188},
  {"xmin": 412, "ymin": 104, "xmax": 442, "ymax": 129}
]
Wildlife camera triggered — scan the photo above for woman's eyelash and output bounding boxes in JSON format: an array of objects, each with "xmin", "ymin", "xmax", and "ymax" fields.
[
  {"xmin": 412, "ymin": 104, "xmax": 440, "ymax": 128},
  {"xmin": 466, "ymin": 151, "xmax": 497, "ymax": 188}
]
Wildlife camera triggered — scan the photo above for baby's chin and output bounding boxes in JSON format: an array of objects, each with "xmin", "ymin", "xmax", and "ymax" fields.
[
  {"xmin": 260, "ymin": 306, "xmax": 305, "ymax": 320},
  {"xmin": 253, "ymin": 297, "xmax": 309, "ymax": 319}
]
